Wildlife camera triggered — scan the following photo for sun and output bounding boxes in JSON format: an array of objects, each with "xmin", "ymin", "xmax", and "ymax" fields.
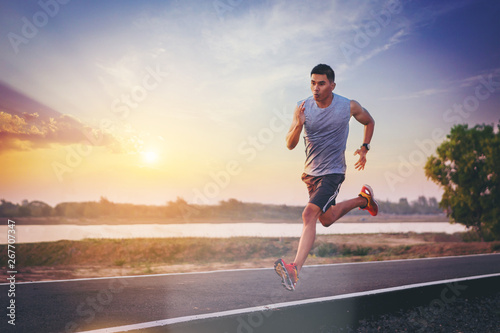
[{"xmin": 141, "ymin": 151, "xmax": 159, "ymax": 164}]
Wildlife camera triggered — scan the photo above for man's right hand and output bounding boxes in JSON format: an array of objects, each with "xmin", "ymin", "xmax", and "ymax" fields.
[
  {"xmin": 295, "ymin": 101, "xmax": 306, "ymax": 125},
  {"xmin": 286, "ymin": 101, "xmax": 306, "ymax": 150}
]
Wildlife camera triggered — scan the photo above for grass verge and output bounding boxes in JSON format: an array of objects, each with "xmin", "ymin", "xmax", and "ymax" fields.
[{"xmin": 1, "ymin": 232, "xmax": 499, "ymax": 281}]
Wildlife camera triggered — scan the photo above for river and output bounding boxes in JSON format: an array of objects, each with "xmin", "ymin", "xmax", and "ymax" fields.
[{"xmin": 0, "ymin": 222, "xmax": 469, "ymax": 244}]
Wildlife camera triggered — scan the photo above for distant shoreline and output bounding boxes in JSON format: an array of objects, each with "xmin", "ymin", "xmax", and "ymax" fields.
[{"xmin": 9, "ymin": 214, "xmax": 449, "ymax": 225}]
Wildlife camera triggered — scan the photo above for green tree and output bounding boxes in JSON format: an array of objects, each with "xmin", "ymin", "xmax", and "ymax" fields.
[{"xmin": 425, "ymin": 123, "xmax": 500, "ymax": 240}]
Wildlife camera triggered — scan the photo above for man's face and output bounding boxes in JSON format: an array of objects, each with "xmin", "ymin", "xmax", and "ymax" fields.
[{"xmin": 311, "ymin": 73, "xmax": 335, "ymax": 103}]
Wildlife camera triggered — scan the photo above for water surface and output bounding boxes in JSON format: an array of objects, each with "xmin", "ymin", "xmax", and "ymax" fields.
[{"xmin": 0, "ymin": 222, "xmax": 468, "ymax": 244}]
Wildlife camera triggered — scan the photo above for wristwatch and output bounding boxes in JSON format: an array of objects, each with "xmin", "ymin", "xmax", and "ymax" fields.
[{"xmin": 361, "ymin": 143, "xmax": 370, "ymax": 151}]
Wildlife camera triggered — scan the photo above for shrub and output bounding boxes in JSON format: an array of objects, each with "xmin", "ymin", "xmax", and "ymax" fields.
[
  {"xmin": 352, "ymin": 246, "xmax": 372, "ymax": 256},
  {"xmin": 314, "ymin": 243, "xmax": 338, "ymax": 257},
  {"xmin": 491, "ymin": 242, "xmax": 500, "ymax": 252},
  {"xmin": 114, "ymin": 259, "xmax": 126, "ymax": 266}
]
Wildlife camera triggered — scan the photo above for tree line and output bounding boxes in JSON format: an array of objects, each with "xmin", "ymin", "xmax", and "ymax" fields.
[{"xmin": 0, "ymin": 196, "xmax": 442, "ymax": 219}]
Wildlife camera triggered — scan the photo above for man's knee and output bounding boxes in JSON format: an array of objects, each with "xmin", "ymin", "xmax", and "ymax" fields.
[
  {"xmin": 319, "ymin": 206, "xmax": 339, "ymax": 227},
  {"xmin": 302, "ymin": 204, "xmax": 321, "ymax": 224},
  {"xmin": 319, "ymin": 215, "xmax": 330, "ymax": 227}
]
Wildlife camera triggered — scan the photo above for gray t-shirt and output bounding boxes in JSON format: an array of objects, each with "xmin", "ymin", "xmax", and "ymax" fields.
[{"xmin": 301, "ymin": 93, "xmax": 351, "ymax": 176}]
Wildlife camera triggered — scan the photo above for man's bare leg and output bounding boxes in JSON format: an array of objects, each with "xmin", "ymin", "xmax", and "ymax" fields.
[
  {"xmin": 319, "ymin": 196, "xmax": 368, "ymax": 227},
  {"xmin": 293, "ymin": 203, "xmax": 322, "ymax": 274},
  {"xmin": 293, "ymin": 196, "xmax": 368, "ymax": 274}
]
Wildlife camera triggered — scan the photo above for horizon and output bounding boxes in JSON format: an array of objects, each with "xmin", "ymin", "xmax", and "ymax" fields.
[
  {"xmin": 1, "ymin": 0, "xmax": 500, "ymax": 208},
  {"xmin": 1, "ymin": 194, "xmax": 442, "ymax": 209}
]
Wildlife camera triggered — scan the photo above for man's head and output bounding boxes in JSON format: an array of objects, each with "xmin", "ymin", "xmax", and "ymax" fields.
[
  {"xmin": 311, "ymin": 64, "xmax": 335, "ymax": 83},
  {"xmin": 310, "ymin": 64, "xmax": 336, "ymax": 106}
]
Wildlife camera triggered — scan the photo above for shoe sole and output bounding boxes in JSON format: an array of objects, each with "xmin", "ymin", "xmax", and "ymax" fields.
[
  {"xmin": 274, "ymin": 259, "xmax": 295, "ymax": 291},
  {"xmin": 362, "ymin": 184, "xmax": 378, "ymax": 216}
]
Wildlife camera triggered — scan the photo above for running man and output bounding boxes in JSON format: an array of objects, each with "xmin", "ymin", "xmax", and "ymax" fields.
[{"xmin": 274, "ymin": 64, "xmax": 378, "ymax": 291}]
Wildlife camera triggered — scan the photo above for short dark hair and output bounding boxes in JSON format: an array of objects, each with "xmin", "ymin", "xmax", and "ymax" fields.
[{"xmin": 311, "ymin": 64, "xmax": 335, "ymax": 83}]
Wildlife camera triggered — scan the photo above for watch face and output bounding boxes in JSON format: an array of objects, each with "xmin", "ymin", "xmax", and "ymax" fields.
[{"xmin": 363, "ymin": 144, "xmax": 370, "ymax": 150}]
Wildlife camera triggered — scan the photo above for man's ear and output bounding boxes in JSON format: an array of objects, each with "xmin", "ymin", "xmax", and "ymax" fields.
[{"xmin": 331, "ymin": 82, "xmax": 336, "ymax": 91}]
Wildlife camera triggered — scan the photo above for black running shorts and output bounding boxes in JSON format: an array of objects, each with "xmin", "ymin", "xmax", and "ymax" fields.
[{"xmin": 301, "ymin": 173, "xmax": 345, "ymax": 213}]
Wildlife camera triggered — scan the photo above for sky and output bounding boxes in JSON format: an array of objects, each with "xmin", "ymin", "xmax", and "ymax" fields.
[{"xmin": 0, "ymin": 0, "xmax": 499, "ymax": 207}]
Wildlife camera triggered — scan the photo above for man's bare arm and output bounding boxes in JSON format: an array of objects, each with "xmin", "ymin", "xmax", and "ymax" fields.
[
  {"xmin": 286, "ymin": 101, "xmax": 306, "ymax": 150},
  {"xmin": 351, "ymin": 100, "xmax": 375, "ymax": 170}
]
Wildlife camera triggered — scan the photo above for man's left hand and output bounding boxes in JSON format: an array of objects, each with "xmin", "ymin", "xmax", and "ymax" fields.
[{"xmin": 354, "ymin": 148, "xmax": 367, "ymax": 170}]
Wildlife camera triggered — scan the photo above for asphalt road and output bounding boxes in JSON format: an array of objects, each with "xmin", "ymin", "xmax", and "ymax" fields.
[{"xmin": 2, "ymin": 254, "xmax": 500, "ymax": 333}]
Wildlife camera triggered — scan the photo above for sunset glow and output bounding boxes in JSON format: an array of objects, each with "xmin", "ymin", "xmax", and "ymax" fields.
[
  {"xmin": 141, "ymin": 151, "xmax": 159, "ymax": 165},
  {"xmin": 1, "ymin": 0, "xmax": 499, "ymax": 207}
]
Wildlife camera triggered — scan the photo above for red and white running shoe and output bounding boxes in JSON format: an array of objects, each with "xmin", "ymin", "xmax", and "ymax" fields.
[
  {"xmin": 274, "ymin": 259, "xmax": 298, "ymax": 291},
  {"xmin": 358, "ymin": 184, "xmax": 379, "ymax": 216}
]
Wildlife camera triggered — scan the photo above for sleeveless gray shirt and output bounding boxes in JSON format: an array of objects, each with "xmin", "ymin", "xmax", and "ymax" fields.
[{"xmin": 301, "ymin": 93, "xmax": 351, "ymax": 176}]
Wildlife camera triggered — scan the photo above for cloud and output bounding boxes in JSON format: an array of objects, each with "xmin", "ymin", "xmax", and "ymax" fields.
[
  {"xmin": 453, "ymin": 67, "xmax": 500, "ymax": 89},
  {"xmin": 346, "ymin": 28, "xmax": 410, "ymax": 70},
  {"xmin": 379, "ymin": 88, "xmax": 452, "ymax": 101},
  {"xmin": 0, "ymin": 81, "xmax": 125, "ymax": 154},
  {"xmin": 380, "ymin": 67, "xmax": 500, "ymax": 101},
  {"xmin": 0, "ymin": 110, "xmax": 119, "ymax": 153},
  {"xmin": 336, "ymin": 0, "xmax": 479, "ymax": 73},
  {"xmin": 407, "ymin": 0, "xmax": 477, "ymax": 29}
]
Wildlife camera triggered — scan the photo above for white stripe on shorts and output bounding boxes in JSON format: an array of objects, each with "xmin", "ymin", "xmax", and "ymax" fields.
[{"xmin": 322, "ymin": 181, "xmax": 342, "ymax": 212}]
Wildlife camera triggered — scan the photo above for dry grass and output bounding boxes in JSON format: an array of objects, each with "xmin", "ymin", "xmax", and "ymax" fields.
[{"xmin": 1, "ymin": 232, "xmax": 498, "ymax": 282}]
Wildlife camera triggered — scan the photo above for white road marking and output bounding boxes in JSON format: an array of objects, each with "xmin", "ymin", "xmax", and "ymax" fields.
[{"xmin": 75, "ymin": 272, "xmax": 500, "ymax": 333}]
